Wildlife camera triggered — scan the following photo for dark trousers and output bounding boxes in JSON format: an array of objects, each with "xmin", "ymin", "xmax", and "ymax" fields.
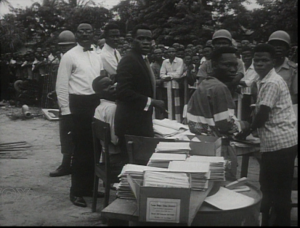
[
  {"xmin": 69, "ymin": 94, "xmax": 99, "ymax": 196},
  {"xmin": 259, "ymin": 145, "xmax": 297, "ymax": 226},
  {"xmin": 59, "ymin": 114, "xmax": 74, "ymax": 156}
]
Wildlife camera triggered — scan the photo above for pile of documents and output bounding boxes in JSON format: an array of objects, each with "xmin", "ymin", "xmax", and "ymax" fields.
[
  {"xmin": 143, "ymin": 171, "xmax": 190, "ymax": 188},
  {"xmin": 168, "ymin": 161, "xmax": 210, "ymax": 190},
  {"xmin": 147, "ymin": 153, "xmax": 187, "ymax": 168},
  {"xmin": 155, "ymin": 142, "xmax": 191, "ymax": 155},
  {"xmin": 116, "ymin": 164, "xmax": 167, "ymax": 199},
  {"xmin": 153, "ymin": 118, "xmax": 189, "ymax": 138},
  {"xmin": 186, "ymin": 156, "xmax": 226, "ymax": 181}
]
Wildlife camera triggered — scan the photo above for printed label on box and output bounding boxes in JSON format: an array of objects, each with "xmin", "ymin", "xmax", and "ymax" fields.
[{"xmin": 146, "ymin": 198, "xmax": 180, "ymax": 223}]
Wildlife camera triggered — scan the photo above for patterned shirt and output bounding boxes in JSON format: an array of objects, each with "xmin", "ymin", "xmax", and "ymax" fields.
[
  {"xmin": 255, "ymin": 68, "xmax": 298, "ymax": 152},
  {"xmin": 275, "ymin": 57, "xmax": 298, "ymax": 96}
]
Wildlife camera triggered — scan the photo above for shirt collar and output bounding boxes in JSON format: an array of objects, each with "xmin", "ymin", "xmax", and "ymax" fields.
[
  {"xmin": 259, "ymin": 68, "xmax": 275, "ymax": 84},
  {"xmin": 167, "ymin": 57, "xmax": 177, "ymax": 63},
  {"xmin": 103, "ymin": 43, "xmax": 115, "ymax": 52}
]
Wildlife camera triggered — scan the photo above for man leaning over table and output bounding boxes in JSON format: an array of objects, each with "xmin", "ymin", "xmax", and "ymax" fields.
[
  {"xmin": 236, "ymin": 44, "xmax": 298, "ymax": 226},
  {"xmin": 187, "ymin": 46, "xmax": 250, "ymax": 180}
]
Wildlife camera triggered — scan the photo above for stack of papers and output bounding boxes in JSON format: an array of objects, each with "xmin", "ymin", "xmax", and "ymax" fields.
[
  {"xmin": 155, "ymin": 142, "xmax": 191, "ymax": 155},
  {"xmin": 186, "ymin": 156, "xmax": 226, "ymax": 181},
  {"xmin": 153, "ymin": 118, "xmax": 189, "ymax": 137},
  {"xmin": 116, "ymin": 164, "xmax": 167, "ymax": 199},
  {"xmin": 168, "ymin": 161, "xmax": 210, "ymax": 191},
  {"xmin": 204, "ymin": 187, "xmax": 255, "ymax": 210},
  {"xmin": 143, "ymin": 171, "xmax": 190, "ymax": 188},
  {"xmin": 147, "ymin": 153, "xmax": 187, "ymax": 168}
]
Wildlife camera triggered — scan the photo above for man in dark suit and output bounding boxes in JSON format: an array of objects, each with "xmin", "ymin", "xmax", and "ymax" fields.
[{"xmin": 114, "ymin": 24, "xmax": 165, "ymax": 162}]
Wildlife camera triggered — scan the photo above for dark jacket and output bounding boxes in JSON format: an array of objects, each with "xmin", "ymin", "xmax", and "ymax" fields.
[{"xmin": 114, "ymin": 49, "xmax": 155, "ymax": 137}]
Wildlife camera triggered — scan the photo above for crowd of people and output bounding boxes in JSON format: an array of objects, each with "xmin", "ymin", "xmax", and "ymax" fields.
[{"xmin": 0, "ymin": 21, "xmax": 298, "ymax": 226}]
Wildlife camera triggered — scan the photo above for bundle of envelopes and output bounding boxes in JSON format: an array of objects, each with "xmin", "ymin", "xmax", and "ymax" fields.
[
  {"xmin": 153, "ymin": 118, "xmax": 189, "ymax": 137},
  {"xmin": 155, "ymin": 142, "xmax": 191, "ymax": 155},
  {"xmin": 186, "ymin": 156, "xmax": 226, "ymax": 181},
  {"xmin": 143, "ymin": 170, "xmax": 190, "ymax": 188},
  {"xmin": 116, "ymin": 164, "xmax": 167, "ymax": 199},
  {"xmin": 168, "ymin": 161, "xmax": 210, "ymax": 191},
  {"xmin": 147, "ymin": 153, "xmax": 187, "ymax": 168}
]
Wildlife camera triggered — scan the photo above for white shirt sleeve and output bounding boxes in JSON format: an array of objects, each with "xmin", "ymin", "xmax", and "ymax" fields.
[
  {"xmin": 56, "ymin": 54, "xmax": 72, "ymax": 115},
  {"xmin": 144, "ymin": 97, "xmax": 152, "ymax": 111}
]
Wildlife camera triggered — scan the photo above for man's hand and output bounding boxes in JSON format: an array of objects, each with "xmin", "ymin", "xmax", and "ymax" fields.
[
  {"xmin": 151, "ymin": 99, "xmax": 165, "ymax": 112},
  {"xmin": 235, "ymin": 127, "xmax": 252, "ymax": 140}
]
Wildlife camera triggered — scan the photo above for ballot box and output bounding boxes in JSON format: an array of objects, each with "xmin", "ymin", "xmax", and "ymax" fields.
[{"xmin": 127, "ymin": 173, "xmax": 191, "ymax": 223}]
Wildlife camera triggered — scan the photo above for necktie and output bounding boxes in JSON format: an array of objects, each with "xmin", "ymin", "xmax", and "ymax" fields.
[
  {"xmin": 144, "ymin": 56, "xmax": 156, "ymax": 98},
  {"xmin": 83, "ymin": 47, "xmax": 93, "ymax": 52},
  {"xmin": 114, "ymin": 49, "xmax": 119, "ymax": 63}
]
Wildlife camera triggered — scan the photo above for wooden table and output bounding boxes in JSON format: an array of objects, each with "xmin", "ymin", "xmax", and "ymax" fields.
[{"xmin": 101, "ymin": 182, "xmax": 262, "ymax": 226}]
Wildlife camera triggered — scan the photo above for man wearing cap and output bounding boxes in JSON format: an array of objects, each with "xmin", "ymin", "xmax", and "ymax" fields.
[
  {"xmin": 100, "ymin": 23, "xmax": 122, "ymax": 83},
  {"xmin": 268, "ymin": 30, "xmax": 298, "ymax": 104},
  {"xmin": 197, "ymin": 29, "xmax": 245, "ymax": 97},
  {"xmin": 49, "ymin": 30, "xmax": 76, "ymax": 178},
  {"xmin": 56, "ymin": 22, "xmax": 105, "ymax": 207}
]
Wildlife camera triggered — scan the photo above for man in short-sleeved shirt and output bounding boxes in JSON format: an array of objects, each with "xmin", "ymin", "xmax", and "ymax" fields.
[{"xmin": 238, "ymin": 44, "xmax": 297, "ymax": 226}]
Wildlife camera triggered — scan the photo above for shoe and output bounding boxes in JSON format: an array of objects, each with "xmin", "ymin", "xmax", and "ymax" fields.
[
  {"xmin": 49, "ymin": 165, "xmax": 71, "ymax": 177},
  {"xmin": 82, "ymin": 191, "xmax": 105, "ymax": 198},
  {"xmin": 70, "ymin": 193, "xmax": 87, "ymax": 207}
]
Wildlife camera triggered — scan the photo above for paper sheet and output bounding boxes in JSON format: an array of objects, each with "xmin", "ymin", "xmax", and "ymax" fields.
[{"xmin": 204, "ymin": 187, "xmax": 255, "ymax": 210}]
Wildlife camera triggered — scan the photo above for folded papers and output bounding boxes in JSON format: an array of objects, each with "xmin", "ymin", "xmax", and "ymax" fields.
[
  {"xmin": 116, "ymin": 164, "xmax": 167, "ymax": 199},
  {"xmin": 155, "ymin": 142, "xmax": 191, "ymax": 155},
  {"xmin": 147, "ymin": 153, "xmax": 187, "ymax": 168},
  {"xmin": 143, "ymin": 171, "xmax": 190, "ymax": 188},
  {"xmin": 168, "ymin": 161, "xmax": 210, "ymax": 190},
  {"xmin": 153, "ymin": 118, "xmax": 188, "ymax": 137}
]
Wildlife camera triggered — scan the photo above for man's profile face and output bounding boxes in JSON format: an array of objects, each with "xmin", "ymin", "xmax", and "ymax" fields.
[
  {"xmin": 106, "ymin": 29, "xmax": 120, "ymax": 49},
  {"xmin": 253, "ymin": 52, "xmax": 275, "ymax": 78},
  {"xmin": 76, "ymin": 23, "xmax": 94, "ymax": 47},
  {"xmin": 203, "ymin": 47, "xmax": 212, "ymax": 59},
  {"xmin": 214, "ymin": 53, "xmax": 238, "ymax": 81},
  {"xmin": 132, "ymin": 29, "xmax": 152, "ymax": 55}
]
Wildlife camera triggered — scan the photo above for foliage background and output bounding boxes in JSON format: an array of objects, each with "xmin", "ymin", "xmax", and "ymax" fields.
[{"xmin": 0, "ymin": 0, "xmax": 298, "ymax": 53}]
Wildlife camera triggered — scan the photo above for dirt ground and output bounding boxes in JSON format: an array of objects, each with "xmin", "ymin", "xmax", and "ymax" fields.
[
  {"xmin": 0, "ymin": 104, "xmax": 297, "ymax": 226},
  {"xmin": 0, "ymin": 105, "xmax": 112, "ymax": 226}
]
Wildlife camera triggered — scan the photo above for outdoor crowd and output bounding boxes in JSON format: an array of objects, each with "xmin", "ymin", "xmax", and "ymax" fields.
[{"xmin": 0, "ymin": 21, "xmax": 298, "ymax": 227}]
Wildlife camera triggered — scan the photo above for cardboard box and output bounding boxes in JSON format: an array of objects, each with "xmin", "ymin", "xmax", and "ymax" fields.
[
  {"xmin": 181, "ymin": 135, "xmax": 222, "ymax": 156},
  {"xmin": 127, "ymin": 172, "xmax": 191, "ymax": 223}
]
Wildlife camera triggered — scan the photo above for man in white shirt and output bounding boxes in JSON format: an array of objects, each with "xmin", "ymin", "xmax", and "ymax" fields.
[
  {"xmin": 239, "ymin": 47, "xmax": 259, "ymax": 121},
  {"xmin": 160, "ymin": 47, "xmax": 184, "ymax": 122},
  {"xmin": 56, "ymin": 22, "xmax": 104, "ymax": 208},
  {"xmin": 100, "ymin": 23, "xmax": 121, "ymax": 83}
]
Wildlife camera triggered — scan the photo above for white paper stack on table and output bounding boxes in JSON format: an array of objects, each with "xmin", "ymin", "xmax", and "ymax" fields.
[
  {"xmin": 147, "ymin": 153, "xmax": 187, "ymax": 168},
  {"xmin": 155, "ymin": 142, "xmax": 191, "ymax": 155},
  {"xmin": 168, "ymin": 161, "xmax": 210, "ymax": 191},
  {"xmin": 143, "ymin": 170, "xmax": 190, "ymax": 188},
  {"xmin": 116, "ymin": 164, "xmax": 167, "ymax": 199},
  {"xmin": 186, "ymin": 156, "xmax": 226, "ymax": 181},
  {"xmin": 153, "ymin": 118, "xmax": 189, "ymax": 138}
]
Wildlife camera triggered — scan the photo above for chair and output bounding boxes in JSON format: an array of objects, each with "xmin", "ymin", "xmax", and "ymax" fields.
[
  {"xmin": 91, "ymin": 118, "xmax": 119, "ymax": 213},
  {"xmin": 125, "ymin": 134, "xmax": 175, "ymax": 165}
]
